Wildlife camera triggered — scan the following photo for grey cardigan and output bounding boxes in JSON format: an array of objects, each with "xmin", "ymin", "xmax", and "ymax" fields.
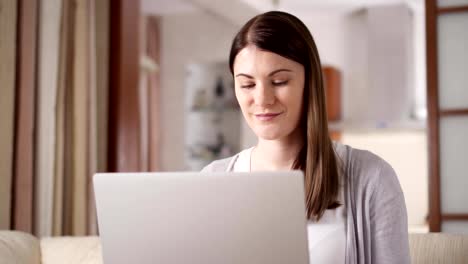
[{"xmin": 201, "ymin": 142, "xmax": 411, "ymax": 264}]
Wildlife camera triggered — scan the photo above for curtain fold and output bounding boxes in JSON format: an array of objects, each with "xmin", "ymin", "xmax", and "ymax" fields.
[
  {"xmin": 53, "ymin": 0, "xmax": 73, "ymax": 236},
  {"xmin": 71, "ymin": 0, "xmax": 90, "ymax": 236},
  {"xmin": 42, "ymin": 0, "xmax": 102, "ymax": 236},
  {"xmin": 13, "ymin": 0, "xmax": 39, "ymax": 233},
  {"xmin": 0, "ymin": 0, "xmax": 18, "ymax": 230},
  {"xmin": 35, "ymin": 0, "xmax": 62, "ymax": 237},
  {"xmin": 87, "ymin": 0, "xmax": 100, "ymax": 236},
  {"xmin": 95, "ymin": 0, "xmax": 110, "ymax": 175},
  {"xmin": 56, "ymin": 0, "xmax": 100, "ymax": 236}
]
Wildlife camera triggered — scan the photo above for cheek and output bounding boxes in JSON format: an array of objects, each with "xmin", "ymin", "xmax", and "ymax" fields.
[
  {"xmin": 235, "ymin": 89, "xmax": 250, "ymax": 108},
  {"xmin": 235, "ymin": 91, "xmax": 251, "ymax": 119},
  {"xmin": 293, "ymin": 90, "xmax": 304, "ymax": 110},
  {"xmin": 281, "ymin": 86, "xmax": 304, "ymax": 118}
]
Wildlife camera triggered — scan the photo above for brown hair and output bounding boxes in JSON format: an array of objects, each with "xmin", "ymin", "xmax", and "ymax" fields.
[{"xmin": 229, "ymin": 11, "xmax": 341, "ymax": 221}]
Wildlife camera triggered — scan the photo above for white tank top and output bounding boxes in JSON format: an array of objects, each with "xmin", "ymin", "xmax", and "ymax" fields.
[{"xmin": 232, "ymin": 147, "xmax": 346, "ymax": 264}]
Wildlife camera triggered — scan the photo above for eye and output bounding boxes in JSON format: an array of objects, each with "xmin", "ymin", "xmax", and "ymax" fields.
[
  {"xmin": 272, "ymin": 80, "xmax": 288, "ymax": 86},
  {"xmin": 240, "ymin": 83, "xmax": 255, "ymax": 89}
]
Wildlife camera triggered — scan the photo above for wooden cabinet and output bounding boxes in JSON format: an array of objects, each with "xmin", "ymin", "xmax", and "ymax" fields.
[{"xmin": 323, "ymin": 66, "xmax": 342, "ymax": 141}]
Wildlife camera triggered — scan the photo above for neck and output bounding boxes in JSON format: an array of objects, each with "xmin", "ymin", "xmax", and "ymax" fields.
[{"xmin": 251, "ymin": 129, "xmax": 303, "ymax": 171}]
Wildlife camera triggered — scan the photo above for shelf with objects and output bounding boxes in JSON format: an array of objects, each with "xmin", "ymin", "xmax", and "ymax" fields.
[{"xmin": 184, "ymin": 62, "xmax": 241, "ymax": 171}]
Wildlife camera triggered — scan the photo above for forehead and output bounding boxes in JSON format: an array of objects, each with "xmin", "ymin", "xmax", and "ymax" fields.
[{"xmin": 233, "ymin": 45, "xmax": 301, "ymax": 75}]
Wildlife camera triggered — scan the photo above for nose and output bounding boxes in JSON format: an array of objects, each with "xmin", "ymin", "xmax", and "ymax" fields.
[{"xmin": 253, "ymin": 83, "xmax": 275, "ymax": 106}]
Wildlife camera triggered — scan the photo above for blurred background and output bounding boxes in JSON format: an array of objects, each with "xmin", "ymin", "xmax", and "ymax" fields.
[{"xmin": 1, "ymin": 0, "xmax": 467, "ymax": 239}]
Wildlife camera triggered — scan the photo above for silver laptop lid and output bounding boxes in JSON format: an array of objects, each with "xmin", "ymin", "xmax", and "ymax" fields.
[{"xmin": 94, "ymin": 172, "xmax": 309, "ymax": 264}]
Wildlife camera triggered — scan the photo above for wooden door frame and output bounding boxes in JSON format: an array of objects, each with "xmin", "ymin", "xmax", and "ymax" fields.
[
  {"xmin": 107, "ymin": 0, "xmax": 142, "ymax": 172},
  {"xmin": 426, "ymin": 0, "xmax": 468, "ymax": 232}
]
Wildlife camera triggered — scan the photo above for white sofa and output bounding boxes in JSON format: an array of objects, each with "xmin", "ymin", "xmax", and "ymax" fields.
[
  {"xmin": 0, "ymin": 231, "xmax": 102, "ymax": 264},
  {"xmin": 1, "ymin": 230, "xmax": 468, "ymax": 263}
]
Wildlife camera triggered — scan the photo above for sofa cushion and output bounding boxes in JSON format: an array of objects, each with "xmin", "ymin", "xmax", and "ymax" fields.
[
  {"xmin": 0, "ymin": 230, "xmax": 41, "ymax": 264},
  {"xmin": 409, "ymin": 233, "xmax": 468, "ymax": 264},
  {"xmin": 40, "ymin": 236, "xmax": 103, "ymax": 264}
]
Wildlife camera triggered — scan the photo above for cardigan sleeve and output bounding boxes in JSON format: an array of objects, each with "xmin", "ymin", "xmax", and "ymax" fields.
[
  {"xmin": 369, "ymin": 160, "xmax": 411, "ymax": 264},
  {"xmin": 200, "ymin": 162, "xmax": 216, "ymax": 172},
  {"xmin": 200, "ymin": 156, "xmax": 234, "ymax": 172}
]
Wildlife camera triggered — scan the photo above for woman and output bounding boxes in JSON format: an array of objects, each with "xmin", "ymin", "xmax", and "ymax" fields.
[{"xmin": 202, "ymin": 11, "xmax": 410, "ymax": 263}]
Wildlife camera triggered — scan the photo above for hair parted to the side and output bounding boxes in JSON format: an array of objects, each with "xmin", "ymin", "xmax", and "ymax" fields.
[{"xmin": 229, "ymin": 11, "xmax": 341, "ymax": 221}]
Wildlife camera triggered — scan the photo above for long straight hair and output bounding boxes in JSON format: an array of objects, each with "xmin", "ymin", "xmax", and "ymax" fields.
[{"xmin": 229, "ymin": 11, "xmax": 341, "ymax": 221}]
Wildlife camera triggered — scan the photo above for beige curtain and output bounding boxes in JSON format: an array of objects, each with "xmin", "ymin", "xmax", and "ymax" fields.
[
  {"xmin": 70, "ymin": 0, "xmax": 91, "ymax": 236},
  {"xmin": 35, "ymin": 0, "xmax": 62, "ymax": 237},
  {"xmin": 52, "ymin": 0, "xmax": 70, "ymax": 235},
  {"xmin": 0, "ymin": 0, "xmax": 18, "ymax": 230},
  {"xmin": 51, "ymin": 0, "xmax": 106, "ymax": 236},
  {"xmin": 1, "ymin": 0, "xmax": 107, "ymax": 237},
  {"xmin": 95, "ymin": 0, "xmax": 110, "ymax": 179},
  {"xmin": 13, "ymin": 0, "xmax": 39, "ymax": 233},
  {"xmin": 36, "ymin": 0, "xmax": 106, "ymax": 237},
  {"xmin": 53, "ymin": 0, "xmax": 76, "ymax": 236},
  {"xmin": 4, "ymin": 0, "xmax": 116, "ymax": 237}
]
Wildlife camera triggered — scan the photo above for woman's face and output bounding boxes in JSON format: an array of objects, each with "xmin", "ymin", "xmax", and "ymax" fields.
[{"xmin": 233, "ymin": 45, "xmax": 305, "ymax": 141}]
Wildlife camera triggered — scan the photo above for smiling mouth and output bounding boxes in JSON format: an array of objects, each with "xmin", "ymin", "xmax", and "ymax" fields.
[{"xmin": 254, "ymin": 112, "xmax": 282, "ymax": 121}]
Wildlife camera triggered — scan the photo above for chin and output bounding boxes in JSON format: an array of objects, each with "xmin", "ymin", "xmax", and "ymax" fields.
[{"xmin": 253, "ymin": 128, "xmax": 286, "ymax": 141}]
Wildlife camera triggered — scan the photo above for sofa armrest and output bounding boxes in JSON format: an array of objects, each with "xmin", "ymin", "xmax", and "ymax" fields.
[
  {"xmin": 409, "ymin": 233, "xmax": 468, "ymax": 264},
  {"xmin": 0, "ymin": 230, "xmax": 41, "ymax": 264},
  {"xmin": 40, "ymin": 236, "xmax": 103, "ymax": 264}
]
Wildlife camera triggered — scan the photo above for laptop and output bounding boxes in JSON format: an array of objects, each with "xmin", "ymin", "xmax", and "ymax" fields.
[{"xmin": 94, "ymin": 172, "xmax": 309, "ymax": 264}]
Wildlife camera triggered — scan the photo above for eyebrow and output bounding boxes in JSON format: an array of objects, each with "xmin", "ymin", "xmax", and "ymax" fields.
[{"xmin": 235, "ymin": 68, "xmax": 292, "ymax": 78}]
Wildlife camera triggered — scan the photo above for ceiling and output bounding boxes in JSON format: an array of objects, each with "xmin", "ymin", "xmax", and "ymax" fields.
[
  {"xmin": 141, "ymin": 0, "xmax": 423, "ymax": 17},
  {"xmin": 141, "ymin": 0, "xmax": 197, "ymax": 15},
  {"xmin": 241, "ymin": 0, "xmax": 422, "ymax": 9},
  {"xmin": 241, "ymin": 0, "xmax": 424, "ymax": 15}
]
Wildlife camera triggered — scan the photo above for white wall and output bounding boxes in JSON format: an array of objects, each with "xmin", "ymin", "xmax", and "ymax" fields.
[
  {"xmin": 301, "ymin": 12, "xmax": 346, "ymax": 70},
  {"xmin": 160, "ymin": 11, "xmax": 238, "ymax": 171},
  {"xmin": 344, "ymin": 5, "xmax": 415, "ymax": 123}
]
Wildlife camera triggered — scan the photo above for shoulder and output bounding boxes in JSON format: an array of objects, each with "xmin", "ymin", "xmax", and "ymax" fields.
[
  {"xmin": 334, "ymin": 141, "xmax": 402, "ymax": 196},
  {"xmin": 201, "ymin": 147, "xmax": 254, "ymax": 172}
]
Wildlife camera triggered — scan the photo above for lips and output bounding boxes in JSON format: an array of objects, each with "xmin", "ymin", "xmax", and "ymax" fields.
[{"xmin": 254, "ymin": 112, "xmax": 282, "ymax": 121}]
